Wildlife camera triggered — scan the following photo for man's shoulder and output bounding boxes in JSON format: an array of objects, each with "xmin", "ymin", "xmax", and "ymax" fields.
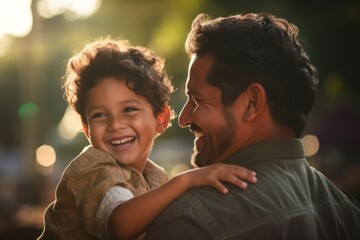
[
  {"xmin": 155, "ymin": 187, "xmax": 219, "ymax": 214},
  {"xmin": 147, "ymin": 186, "xmax": 256, "ymax": 239},
  {"xmin": 167, "ymin": 186, "xmax": 251, "ymax": 214}
]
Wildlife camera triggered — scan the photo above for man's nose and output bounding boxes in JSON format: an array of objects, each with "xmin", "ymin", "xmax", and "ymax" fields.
[{"xmin": 178, "ymin": 100, "xmax": 193, "ymax": 128}]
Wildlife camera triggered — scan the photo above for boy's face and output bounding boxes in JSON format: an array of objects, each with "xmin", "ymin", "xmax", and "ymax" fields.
[{"xmin": 82, "ymin": 77, "xmax": 169, "ymax": 172}]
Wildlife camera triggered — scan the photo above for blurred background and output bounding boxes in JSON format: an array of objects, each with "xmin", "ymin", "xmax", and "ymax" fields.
[{"xmin": 0, "ymin": 0, "xmax": 359, "ymax": 239}]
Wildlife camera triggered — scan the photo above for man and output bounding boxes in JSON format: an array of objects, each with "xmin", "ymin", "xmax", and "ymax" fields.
[{"xmin": 145, "ymin": 12, "xmax": 360, "ymax": 239}]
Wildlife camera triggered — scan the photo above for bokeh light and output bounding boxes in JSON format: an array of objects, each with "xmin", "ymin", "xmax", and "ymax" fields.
[
  {"xmin": 36, "ymin": 145, "xmax": 56, "ymax": 167},
  {"xmin": 170, "ymin": 164, "xmax": 190, "ymax": 178},
  {"xmin": 0, "ymin": 35, "xmax": 13, "ymax": 56},
  {"xmin": 37, "ymin": 0, "xmax": 102, "ymax": 20},
  {"xmin": 302, "ymin": 134, "xmax": 320, "ymax": 157},
  {"xmin": 57, "ymin": 106, "xmax": 82, "ymax": 141},
  {"xmin": 0, "ymin": 0, "xmax": 33, "ymax": 38},
  {"xmin": 325, "ymin": 73, "xmax": 344, "ymax": 98},
  {"xmin": 18, "ymin": 102, "xmax": 40, "ymax": 119}
]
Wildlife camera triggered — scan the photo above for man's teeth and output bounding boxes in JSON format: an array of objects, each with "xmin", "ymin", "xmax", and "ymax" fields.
[
  {"xmin": 111, "ymin": 137, "xmax": 135, "ymax": 145},
  {"xmin": 194, "ymin": 132, "xmax": 204, "ymax": 138}
]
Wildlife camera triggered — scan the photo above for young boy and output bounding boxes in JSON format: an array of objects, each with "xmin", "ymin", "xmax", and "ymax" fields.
[{"xmin": 38, "ymin": 37, "xmax": 257, "ymax": 240}]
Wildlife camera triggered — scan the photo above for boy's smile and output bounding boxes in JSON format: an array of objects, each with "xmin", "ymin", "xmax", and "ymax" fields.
[
  {"xmin": 83, "ymin": 77, "xmax": 161, "ymax": 172},
  {"xmin": 110, "ymin": 136, "xmax": 135, "ymax": 147}
]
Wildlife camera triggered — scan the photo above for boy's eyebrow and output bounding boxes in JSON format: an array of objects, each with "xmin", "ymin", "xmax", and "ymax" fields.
[
  {"xmin": 121, "ymin": 99, "xmax": 144, "ymax": 105},
  {"xmin": 87, "ymin": 99, "xmax": 144, "ymax": 112}
]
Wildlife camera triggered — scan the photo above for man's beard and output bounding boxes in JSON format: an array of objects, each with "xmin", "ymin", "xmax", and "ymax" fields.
[{"xmin": 191, "ymin": 110, "xmax": 236, "ymax": 167}]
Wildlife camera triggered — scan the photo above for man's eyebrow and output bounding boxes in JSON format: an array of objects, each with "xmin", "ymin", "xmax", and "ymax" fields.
[{"xmin": 185, "ymin": 89, "xmax": 202, "ymax": 97}]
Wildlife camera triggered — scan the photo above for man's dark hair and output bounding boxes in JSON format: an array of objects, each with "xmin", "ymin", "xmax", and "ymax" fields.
[{"xmin": 185, "ymin": 13, "xmax": 319, "ymax": 137}]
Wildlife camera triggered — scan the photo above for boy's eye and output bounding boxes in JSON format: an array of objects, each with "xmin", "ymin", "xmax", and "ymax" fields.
[
  {"xmin": 124, "ymin": 107, "xmax": 138, "ymax": 113},
  {"xmin": 91, "ymin": 112, "xmax": 106, "ymax": 119}
]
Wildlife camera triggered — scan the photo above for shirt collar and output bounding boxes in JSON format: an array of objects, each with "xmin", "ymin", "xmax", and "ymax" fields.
[{"xmin": 225, "ymin": 139, "xmax": 305, "ymax": 165}]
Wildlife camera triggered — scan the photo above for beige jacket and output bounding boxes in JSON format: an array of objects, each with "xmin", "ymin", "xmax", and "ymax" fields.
[{"xmin": 38, "ymin": 146, "xmax": 168, "ymax": 240}]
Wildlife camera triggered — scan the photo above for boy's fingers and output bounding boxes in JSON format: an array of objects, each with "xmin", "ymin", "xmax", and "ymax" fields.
[
  {"xmin": 227, "ymin": 175, "xmax": 248, "ymax": 189},
  {"xmin": 232, "ymin": 167, "xmax": 257, "ymax": 183},
  {"xmin": 244, "ymin": 170, "xmax": 257, "ymax": 183},
  {"xmin": 212, "ymin": 175, "xmax": 249, "ymax": 193},
  {"xmin": 210, "ymin": 179, "xmax": 229, "ymax": 194}
]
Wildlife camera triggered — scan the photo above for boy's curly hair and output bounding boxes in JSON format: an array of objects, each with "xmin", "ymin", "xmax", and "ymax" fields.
[{"xmin": 63, "ymin": 37, "xmax": 174, "ymax": 126}]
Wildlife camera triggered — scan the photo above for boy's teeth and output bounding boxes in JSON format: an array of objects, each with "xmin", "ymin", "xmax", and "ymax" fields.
[{"xmin": 111, "ymin": 137, "xmax": 134, "ymax": 145}]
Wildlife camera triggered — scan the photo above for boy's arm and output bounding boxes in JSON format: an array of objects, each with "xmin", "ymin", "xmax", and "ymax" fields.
[{"xmin": 108, "ymin": 164, "xmax": 257, "ymax": 239}]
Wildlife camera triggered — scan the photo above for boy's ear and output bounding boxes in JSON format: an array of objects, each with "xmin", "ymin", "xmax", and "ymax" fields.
[
  {"xmin": 82, "ymin": 122, "xmax": 90, "ymax": 140},
  {"xmin": 156, "ymin": 105, "xmax": 171, "ymax": 134},
  {"xmin": 242, "ymin": 83, "xmax": 267, "ymax": 122}
]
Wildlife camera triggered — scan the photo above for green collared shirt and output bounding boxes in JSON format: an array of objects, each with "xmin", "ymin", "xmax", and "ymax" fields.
[{"xmin": 146, "ymin": 139, "xmax": 360, "ymax": 240}]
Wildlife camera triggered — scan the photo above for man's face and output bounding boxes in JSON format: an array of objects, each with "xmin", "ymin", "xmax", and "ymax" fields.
[{"xmin": 178, "ymin": 54, "xmax": 239, "ymax": 167}]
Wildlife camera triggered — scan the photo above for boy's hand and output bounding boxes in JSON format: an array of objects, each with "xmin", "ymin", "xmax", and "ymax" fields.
[{"xmin": 178, "ymin": 164, "xmax": 257, "ymax": 194}]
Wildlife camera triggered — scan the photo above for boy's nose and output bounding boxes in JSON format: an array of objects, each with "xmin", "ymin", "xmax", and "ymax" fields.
[{"xmin": 108, "ymin": 117, "xmax": 126, "ymax": 131}]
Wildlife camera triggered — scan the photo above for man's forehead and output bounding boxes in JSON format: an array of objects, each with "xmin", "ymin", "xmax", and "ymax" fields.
[{"xmin": 185, "ymin": 54, "xmax": 215, "ymax": 96}]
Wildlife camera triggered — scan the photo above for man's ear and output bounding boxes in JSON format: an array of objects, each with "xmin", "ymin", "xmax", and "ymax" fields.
[
  {"xmin": 156, "ymin": 105, "xmax": 171, "ymax": 134},
  {"xmin": 242, "ymin": 83, "xmax": 267, "ymax": 122}
]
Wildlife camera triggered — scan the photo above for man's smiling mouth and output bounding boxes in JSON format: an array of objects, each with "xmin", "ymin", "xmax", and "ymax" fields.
[{"xmin": 194, "ymin": 131, "xmax": 204, "ymax": 139}]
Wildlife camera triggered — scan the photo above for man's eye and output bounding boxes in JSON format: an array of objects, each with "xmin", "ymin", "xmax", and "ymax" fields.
[{"xmin": 192, "ymin": 97, "xmax": 199, "ymax": 105}]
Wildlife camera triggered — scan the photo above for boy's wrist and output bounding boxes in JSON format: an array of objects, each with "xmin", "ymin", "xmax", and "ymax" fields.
[{"xmin": 173, "ymin": 171, "xmax": 192, "ymax": 191}]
